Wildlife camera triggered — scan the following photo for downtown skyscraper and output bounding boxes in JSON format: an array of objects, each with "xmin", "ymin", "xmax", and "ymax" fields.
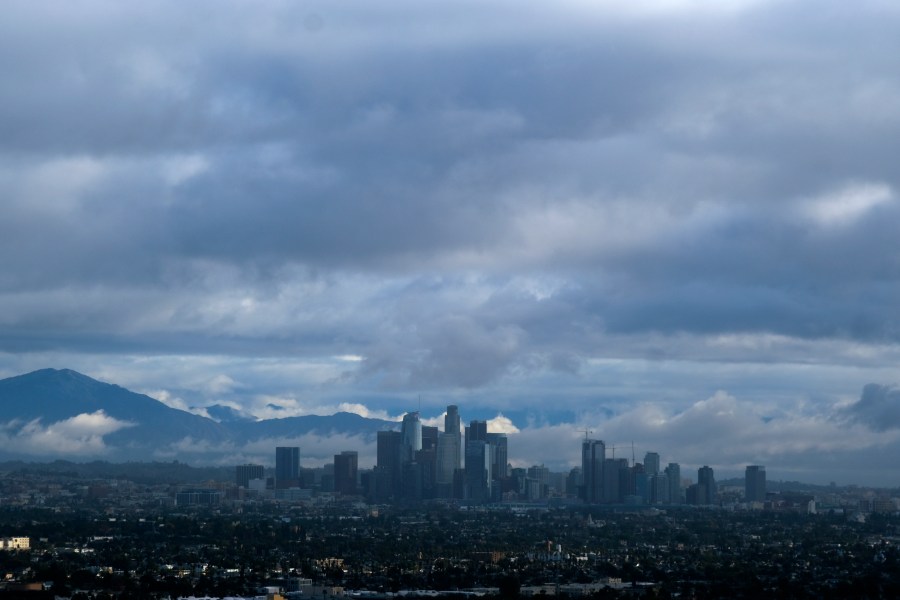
[
  {"xmin": 400, "ymin": 411, "xmax": 422, "ymax": 463},
  {"xmin": 275, "ymin": 446, "xmax": 300, "ymax": 489},
  {"xmin": 581, "ymin": 439, "xmax": 605, "ymax": 504},
  {"xmin": 465, "ymin": 420, "xmax": 491, "ymax": 502},
  {"xmin": 436, "ymin": 405, "xmax": 462, "ymax": 495},
  {"xmin": 745, "ymin": 465, "xmax": 766, "ymax": 503}
]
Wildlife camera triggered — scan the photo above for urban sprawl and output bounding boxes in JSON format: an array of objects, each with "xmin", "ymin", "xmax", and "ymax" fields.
[{"xmin": 0, "ymin": 406, "xmax": 898, "ymax": 599}]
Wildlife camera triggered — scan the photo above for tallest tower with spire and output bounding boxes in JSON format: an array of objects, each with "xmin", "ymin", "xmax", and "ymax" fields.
[
  {"xmin": 400, "ymin": 411, "xmax": 422, "ymax": 463},
  {"xmin": 437, "ymin": 405, "xmax": 462, "ymax": 494}
]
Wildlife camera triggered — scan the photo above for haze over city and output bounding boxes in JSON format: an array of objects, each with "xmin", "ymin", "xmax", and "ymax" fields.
[{"xmin": 2, "ymin": 1, "xmax": 900, "ymax": 486}]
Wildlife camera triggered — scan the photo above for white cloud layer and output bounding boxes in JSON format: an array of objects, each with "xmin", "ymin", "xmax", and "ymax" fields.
[
  {"xmin": 0, "ymin": 411, "xmax": 134, "ymax": 457},
  {"xmin": 509, "ymin": 389, "xmax": 900, "ymax": 485},
  {"xmin": 803, "ymin": 182, "xmax": 894, "ymax": 227}
]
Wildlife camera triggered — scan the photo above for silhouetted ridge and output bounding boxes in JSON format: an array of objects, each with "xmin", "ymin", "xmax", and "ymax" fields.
[
  {"xmin": 0, "ymin": 369, "xmax": 397, "ymax": 462},
  {"xmin": 204, "ymin": 404, "xmax": 257, "ymax": 423}
]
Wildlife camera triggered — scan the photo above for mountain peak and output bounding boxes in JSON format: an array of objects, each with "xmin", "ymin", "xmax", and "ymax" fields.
[
  {"xmin": 0, "ymin": 368, "xmax": 231, "ymax": 460},
  {"xmin": 0, "ymin": 369, "xmax": 396, "ymax": 463},
  {"xmin": 17, "ymin": 367, "xmax": 101, "ymax": 383}
]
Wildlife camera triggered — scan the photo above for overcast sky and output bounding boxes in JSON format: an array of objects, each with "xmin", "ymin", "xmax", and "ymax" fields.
[{"xmin": 2, "ymin": 0, "xmax": 900, "ymax": 485}]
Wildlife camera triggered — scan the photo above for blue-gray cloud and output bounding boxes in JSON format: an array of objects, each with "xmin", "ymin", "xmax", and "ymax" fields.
[
  {"xmin": 0, "ymin": 0, "xmax": 899, "ymax": 463},
  {"xmin": 841, "ymin": 384, "xmax": 900, "ymax": 432}
]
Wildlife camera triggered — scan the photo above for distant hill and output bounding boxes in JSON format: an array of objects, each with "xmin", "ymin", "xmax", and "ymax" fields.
[
  {"xmin": 0, "ymin": 368, "xmax": 231, "ymax": 449},
  {"xmin": 0, "ymin": 459, "xmax": 235, "ymax": 484},
  {"xmin": 234, "ymin": 411, "xmax": 398, "ymax": 440},
  {"xmin": 202, "ymin": 403, "xmax": 256, "ymax": 423},
  {"xmin": 0, "ymin": 368, "xmax": 397, "ymax": 463}
]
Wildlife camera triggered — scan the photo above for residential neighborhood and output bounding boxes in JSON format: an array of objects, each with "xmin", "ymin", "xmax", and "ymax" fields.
[{"xmin": 0, "ymin": 462, "xmax": 897, "ymax": 598}]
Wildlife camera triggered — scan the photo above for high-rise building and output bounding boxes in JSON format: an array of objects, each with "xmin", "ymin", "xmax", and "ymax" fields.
[
  {"xmin": 445, "ymin": 405, "xmax": 461, "ymax": 435},
  {"xmin": 443, "ymin": 405, "xmax": 462, "ymax": 473},
  {"xmin": 275, "ymin": 447, "xmax": 300, "ymax": 489},
  {"xmin": 415, "ymin": 446, "xmax": 437, "ymax": 500},
  {"xmin": 376, "ymin": 430, "xmax": 402, "ymax": 499},
  {"xmin": 486, "ymin": 432, "xmax": 508, "ymax": 482},
  {"xmin": 400, "ymin": 460, "xmax": 423, "ymax": 502},
  {"xmin": 745, "ymin": 465, "xmax": 766, "ymax": 503},
  {"xmin": 435, "ymin": 405, "xmax": 463, "ymax": 498},
  {"xmin": 377, "ymin": 431, "xmax": 402, "ymax": 472},
  {"xmin": 643, "ymin": 452, "xmax": 660, "ymax": 476},
  {"xmin": 651, "ymin": 472, "xmax": 669, "ymax": 504},
  {"xmin": 566, "ymin": 467, "xmax": 583, "ymax": 497},
  {"xmin": 581, "ymin": 439, "xmax": 605, "ymax": 503},
  {"xmin": 422, "ymin": 425, "xmax": 439, "ymax": 452},
  {"xmin": 685, "ymin": 483, "xmax": 702, "ymax": 505},
  {"xmin": 619, "ymin": 459, "xmax": 636, "ymax": 500},
  {"xmin": 603, "ymin": 458, "xmax": 629, "ymax": 503},
  {"xmin": 400, "ymin": 412, "xmax": 422, "ymax": 463},
  {"xmin": 465, "ymin": 420, "xmax": 488, "ymax": 446},
  {"xmin": 527, "ymin": 464, "xmax": 550, "ymax": 487},
  {"xmin": 465, "ymin": 439, "xmax": 491, "ymax": 503},
  {"xmin": 418, "ymin": 427, "xmax": 439, "ymax": 499},
  {"xmin": 452, "ymin": 467, "xmax": 466, "ymax": 500},
  {"xmin": 436, "ymin": 433, "xmax": 460, "ymax": 488},
  {"xmin": 464, "ymin": 420, "xmax": 489, "ymax": 501},
  {"xmin": 395, "ymin": 413, "xmax": 426, "ymax": 500},
  {"xmin": 698, "ymin": 465, "xmax": 717, "ymax": 505},
  {"xmin": 235, "ymin": 464, "xmax": 265, "ymax": 489},
  {"xmin": 334, "ymin": 451, "xmax": 358, "ymax": 495},
  {"xmin": 634, "ymin": 468, "xmax": 649, "ymax": 504},
  {"xmin": 665, "ymin": 463, "xmax": 681, "ymax": 504},
  {"xmin": 370, "ymin": 466, "xmax": 394, "ymax": 503}
]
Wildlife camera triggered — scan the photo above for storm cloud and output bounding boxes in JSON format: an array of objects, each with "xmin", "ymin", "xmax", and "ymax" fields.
[
  {"xmin": 841, "ymin": 384, "xmax": 900, "ymax": 432},
  {"xmin": 1, "ymin": 0, "xmax": 900, "ymax": 482}
]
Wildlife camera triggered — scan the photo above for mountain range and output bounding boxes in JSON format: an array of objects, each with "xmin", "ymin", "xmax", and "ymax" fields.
[{"xmin": 0, "ymin": 368, "xmax": 396, "ymax": 463}]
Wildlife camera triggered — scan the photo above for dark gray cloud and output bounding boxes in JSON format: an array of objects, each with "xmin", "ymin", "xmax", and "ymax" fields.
[{"xmin": 842, "ymin": 384, "xmax": 900, "ymax": 432}]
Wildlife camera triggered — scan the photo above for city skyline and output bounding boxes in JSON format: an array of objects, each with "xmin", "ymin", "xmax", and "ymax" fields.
[
  {"xmin": 0, "ymin": 366, "xmax": 890, "ymax": 487},
  {"xmin": 234, "ymin": 410, "xmax": 773, "ymax": 505},
  {"xmin": 220, "ymin": 397, "xmax": 894, "ymax": 487},
  {"xmin": 231, "ymin": 404, "xmax": 779, "ymax": 498},
  {"xmin": 1, "ymin": 1, "xmax": 900, "ymax": 488}
]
